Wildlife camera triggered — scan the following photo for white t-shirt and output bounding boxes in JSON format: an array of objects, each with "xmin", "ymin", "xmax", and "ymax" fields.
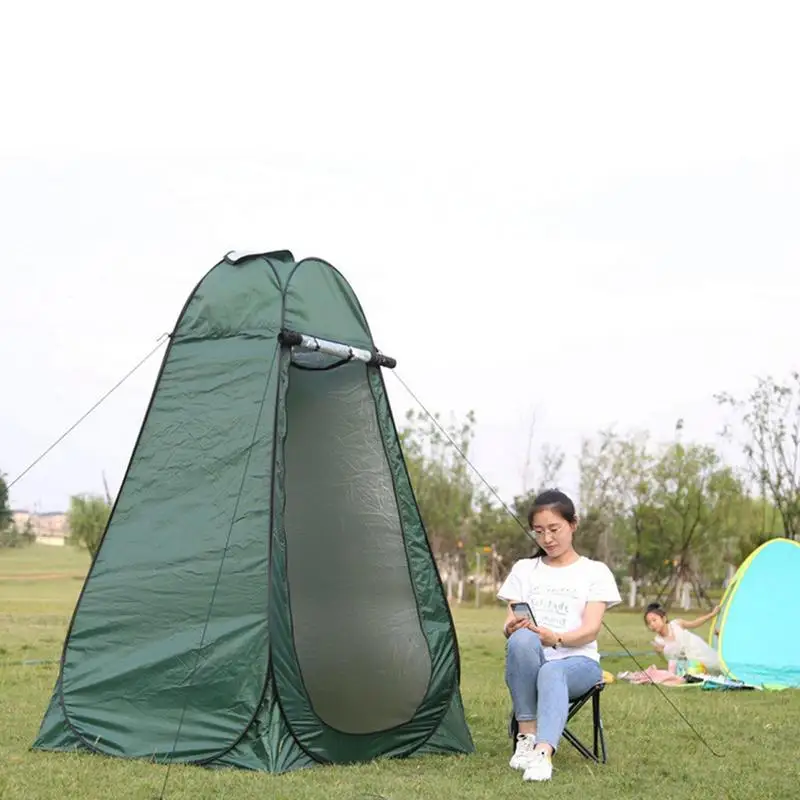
[
  {"xmin": 497, "ymin": 556, "xmax": 621, "ymax": 663},
  {"xmin": 655, "ymin": 620, "xmax": 720, "ymax": 670}
]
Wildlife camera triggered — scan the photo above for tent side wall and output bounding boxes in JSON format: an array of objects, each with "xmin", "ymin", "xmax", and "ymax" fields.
[
  {"xmin": 34, "ymin": 255, "xmax": 290, "ymax": 761},
  {"xmin": 707, "ymin": 543, "xmax": 763, "ymax": 652},
  {"xmin": 716, "ymin": 538, "xmax": 800, "ymax": 687}
]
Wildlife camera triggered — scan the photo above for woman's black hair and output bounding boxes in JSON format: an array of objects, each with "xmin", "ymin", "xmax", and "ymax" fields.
[
  {"xmin": 644, "ymin": 602, "xmax": 667, "ymax": 620},
  {"xmin": 526, "ymin": 489, "xmax": 577, "ymax": 529},
  {"xmin": 526, "ymin": 489, "xmax": 578, "ymax": 558}
]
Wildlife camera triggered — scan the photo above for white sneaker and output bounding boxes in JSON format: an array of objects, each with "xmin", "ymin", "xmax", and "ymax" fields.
[
  {"xmin": 523, "ymin": 750, "xmax": 553, "ymax": 782},
  {"xmin": 509, "ymin": 733, "xmax": 537, "ymax": 770}
]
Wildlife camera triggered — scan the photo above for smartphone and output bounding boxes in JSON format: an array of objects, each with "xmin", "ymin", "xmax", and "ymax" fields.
[{"xmin": 511, "ymin": 601, "xmax": 537, "ymax": 626}]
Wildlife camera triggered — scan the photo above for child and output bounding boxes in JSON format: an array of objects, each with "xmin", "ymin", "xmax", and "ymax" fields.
[{"xmin": 644, "ymin": 602, "xmax": 722, "ymax": 673}]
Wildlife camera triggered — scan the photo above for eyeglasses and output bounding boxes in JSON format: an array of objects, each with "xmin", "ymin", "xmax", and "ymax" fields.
[{"xmin": 531, "ymin": 524, "xmax": 568, "ymax": 539}]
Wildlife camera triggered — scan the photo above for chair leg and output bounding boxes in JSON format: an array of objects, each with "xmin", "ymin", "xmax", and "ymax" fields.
[
  {"xmin": 593, "ymin": 691, "xmax": 607, "ymax": 764},
  {"xmin": 561, "ymin": 728, "xmax": 597, "ymax": 761},
  {"xmin": 509, "ymin": 715, "xmax": 519, "ymax": 754},
  {"xmin": 508, "ymin": 684, "xmax": 608, "ymax": 765},
  {"xmin": 560, "ymin": 688, "xmax": 607, "ymax": 764}
]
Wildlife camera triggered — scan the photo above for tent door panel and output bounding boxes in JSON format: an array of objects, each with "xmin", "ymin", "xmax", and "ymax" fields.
[{"xmin": 277, "ymin": 362, "xmax": 433, "ymax": 736}]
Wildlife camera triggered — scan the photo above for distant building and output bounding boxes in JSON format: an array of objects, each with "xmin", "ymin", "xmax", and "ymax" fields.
[{"xmin": 11, "ymin": 510, "xmax": 68, "ymax": 546}]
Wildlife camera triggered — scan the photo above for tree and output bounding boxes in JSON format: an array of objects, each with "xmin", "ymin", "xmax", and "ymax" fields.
[
  {"xmin": 399, "ymin": 409, "xmax": 478, "ymax": 558},
  {"xmin": 0, "ymin": 471, "xmax": 30, "ymax": 549},
  {"xmin": 18, "ymin": 517, "xmax": 36, "ymax": 546},
  {"xmin": 647, "ymin": 439, "xmax": 745, "ymax": 607},
  {"xmin": 0, "ymin": 471, "xmax": 11, "ymax": 533},
  {"xmin": 67, "ymin": 494, "xmax": 111, "ymax": 556},
  {"xmin": 716, "ymin": 373, "xmax": 800, "ymax": 539},
  {"xmin": 469, "ymin": 437, "xmax": 566, "ymax": 579},
  {"xmin": 577, "ymin": 428, "xmax": 655, "ymax": 583},
  {"xmin": 537, "ymin": 444, "xmax": 565, "ymax": 494},
  {"xmin": 577, "ymin": 426, "xmax": 746, "ymax": 609},
  {"xmin": 0, "ymin": 519, "xmax": 36, "ymax": 548},
  {"xmin": 398, "ymin": 407, "xmax": 566, "ymax": 600},
  {"xmin": 472, "ymin": 490, "xmax": 534, "ymax": 574},
  {"xmin": 0, "ymin": 526, "xmax": 21, "ymax": 548},
  {"xmin": 518, "ymin": 412, "xmax": 565, "ymax": 498}
]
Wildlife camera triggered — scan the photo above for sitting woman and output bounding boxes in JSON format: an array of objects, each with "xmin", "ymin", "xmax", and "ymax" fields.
[
  {"xmin": 644, "ymin": 601, "xmax": 722, "ymax": 674},
  {"xmin": 498, "ymin": 489, "xmax": 621, "ymax": 783}
]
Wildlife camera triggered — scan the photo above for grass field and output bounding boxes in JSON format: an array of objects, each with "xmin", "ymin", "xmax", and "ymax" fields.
[{"xmin": 1, "ymin": 545, "xmax": 798, "ymax": 799}]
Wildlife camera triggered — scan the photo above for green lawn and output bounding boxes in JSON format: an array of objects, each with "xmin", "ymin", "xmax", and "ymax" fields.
[
  {"xmin": 1, "ymin": 545, "xmax": 798, "ymax": 799},
  {"xmin": 0, "ymin": 542, "xmax": 89, "ymax": 578}
]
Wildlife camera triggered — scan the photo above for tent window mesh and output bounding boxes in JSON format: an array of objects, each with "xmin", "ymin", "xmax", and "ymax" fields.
[{"xmin": 282, "ymin": 362, "xmax": 432, "ymax": 734}]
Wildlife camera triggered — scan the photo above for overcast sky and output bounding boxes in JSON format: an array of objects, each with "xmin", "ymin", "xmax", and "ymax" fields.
[{"xmin": 2, "ymin": 2, "xmax": 799, "ymax": 514}]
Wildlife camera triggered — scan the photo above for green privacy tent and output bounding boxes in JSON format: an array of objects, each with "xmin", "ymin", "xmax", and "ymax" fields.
[{"xmin": 33, "ymin": 249, "xmax": 474, "ymax": 772}]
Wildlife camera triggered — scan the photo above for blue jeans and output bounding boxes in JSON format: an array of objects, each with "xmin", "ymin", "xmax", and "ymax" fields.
[{"xmin": 505, "ymin": 629, "xmax": 602, "ymax": 750}]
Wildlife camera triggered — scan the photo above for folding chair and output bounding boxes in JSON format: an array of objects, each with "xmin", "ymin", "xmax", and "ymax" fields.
[{"xmin": 508, "ymin": 682, "xmax": 607, "ymax": 764}]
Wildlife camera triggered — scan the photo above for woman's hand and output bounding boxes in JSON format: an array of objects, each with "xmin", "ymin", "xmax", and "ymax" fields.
[
  {"xmin": 532, "ymin": 625, "xmax": 559, "ymax": 647},
  {"xmin": 711, "ymin": 604, "xmax": 722, "ymax": 616},
  {"xmin": 504, "ymin": 616, "xmax": 535, "ymax": 638}
]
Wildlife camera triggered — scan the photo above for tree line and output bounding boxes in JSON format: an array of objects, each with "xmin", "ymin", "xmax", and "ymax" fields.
[
  {"xmin": 0, "ymin": 474, "xmax": 36, "ymax": 548},
  {"xmin": 3, "ymin": 372, "xmax": 798, "ymax": 610},
  {"xmin": 399, "ymin": 373, "xmax": 800, "ymax": 608},
  {"xmin": 0, "ymin": 472, "xmax": 111, "ymax": 554}
]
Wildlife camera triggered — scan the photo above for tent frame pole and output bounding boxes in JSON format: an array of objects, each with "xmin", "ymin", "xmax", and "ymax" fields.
[{"xmin": 279, "ymin": 329, "xmax": 397, "ymax": 369}]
